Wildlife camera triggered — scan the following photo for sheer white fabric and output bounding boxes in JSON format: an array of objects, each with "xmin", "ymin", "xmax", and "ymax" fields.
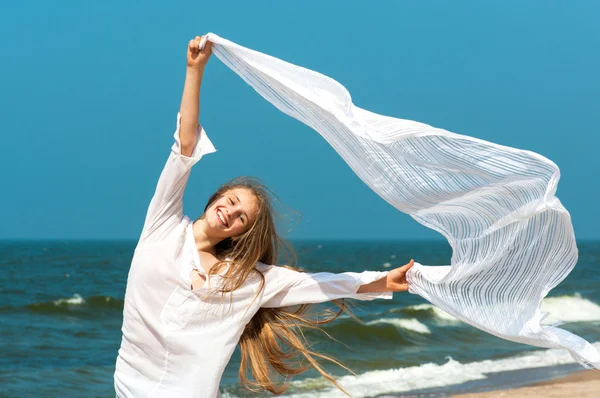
[{"xmin": 202, "ymin": 33, "xmax": 600, "ymax": 369}]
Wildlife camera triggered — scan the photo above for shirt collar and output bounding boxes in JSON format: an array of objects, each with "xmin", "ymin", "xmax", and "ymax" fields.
[{"xmin": 186, "ymin": 222, "xmax": 205, "ymax": 275}]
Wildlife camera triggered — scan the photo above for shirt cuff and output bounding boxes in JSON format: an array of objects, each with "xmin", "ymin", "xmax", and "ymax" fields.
[
  {"xmin": 351, "ymin": 271, "xmax": 394, "ymax": 301},
  {"xmin": 172, "ymin": 112, "xmax": 217, "ymax": 160}
]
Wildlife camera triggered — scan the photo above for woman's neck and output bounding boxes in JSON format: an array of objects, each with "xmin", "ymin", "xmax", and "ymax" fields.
[{"xmin": 191, "ymin": 219, "xmax": 221, "ymax": 254}]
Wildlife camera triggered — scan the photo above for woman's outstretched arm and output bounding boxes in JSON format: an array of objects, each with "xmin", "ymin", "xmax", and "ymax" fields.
[
  {"xmin": 179, "ymin": 36, "xmax": 212, "ymax": 156},
  {"xmin": 259, "ymin": 260, "xmax": 415, "ymax": 308}
]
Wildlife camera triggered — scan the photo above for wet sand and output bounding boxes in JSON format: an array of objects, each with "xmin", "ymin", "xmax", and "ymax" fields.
[{"xmin": 453, "ymin": 370, "xmax": 600, "ymax": 397}]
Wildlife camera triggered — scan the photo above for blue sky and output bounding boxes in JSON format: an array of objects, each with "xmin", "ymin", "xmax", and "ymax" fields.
[{"xmin": 1, "ymin": 1, "xmax": 598, "ymax": 240}]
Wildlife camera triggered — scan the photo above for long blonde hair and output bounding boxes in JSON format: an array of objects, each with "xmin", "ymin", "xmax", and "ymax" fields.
[{"xmin": 203, "ymin": 177, "xmax": 352, "ymax": 395}]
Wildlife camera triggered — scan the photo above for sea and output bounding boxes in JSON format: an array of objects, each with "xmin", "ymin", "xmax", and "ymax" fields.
[{"xmin": 1, "ymin": 239, "xmax": 599, "ymax": 397}]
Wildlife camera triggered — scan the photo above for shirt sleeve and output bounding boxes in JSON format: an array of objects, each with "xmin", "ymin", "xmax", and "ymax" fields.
[
  {"xmin": 260, "ymin": 266, "xmax": 393, "ymax": 308},
  {"xmin": 137, "ymin": 113, "xmax": 216, "ymax": 247}
]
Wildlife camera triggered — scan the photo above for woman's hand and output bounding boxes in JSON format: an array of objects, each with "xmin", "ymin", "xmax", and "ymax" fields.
[
  {"xmin": 187, "ymin": 35, "xmax": 212, "ymax": 70},
  {"xmin": 385, "ymin": 259, "xmax": 414, "ymax": 292},
  {"xmin": 356, "ymin": 259, "xmax": 415, "ymax": 294}
]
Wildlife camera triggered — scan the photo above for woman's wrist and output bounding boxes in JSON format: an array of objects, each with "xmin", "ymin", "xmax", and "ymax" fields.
[
  {"xmin": 186, "ymin": 65, "xmax": 205, "ymax": 76},
  {"xmin": 184, "ymin": 66, "xmax": 204, "ymax": 89},
  {"xmin": 356, "ymin": 275, "xmax": 391, "ymax": 294}
]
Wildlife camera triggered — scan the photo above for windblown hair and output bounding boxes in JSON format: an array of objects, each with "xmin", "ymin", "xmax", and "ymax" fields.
[{"xmin": 203, "ymin": 176, "xmax": 352, "ymax": 395}]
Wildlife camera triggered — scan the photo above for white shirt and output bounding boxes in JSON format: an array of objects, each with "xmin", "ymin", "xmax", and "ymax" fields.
[{"xmin": 113, "ymin": 113, "xmax": 393, "ymax": 398}]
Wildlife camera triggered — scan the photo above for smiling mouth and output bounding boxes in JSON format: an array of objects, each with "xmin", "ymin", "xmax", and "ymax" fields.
[{"xmin": 217, "ymin": 209, "xmax": 229, "ymax": 227}]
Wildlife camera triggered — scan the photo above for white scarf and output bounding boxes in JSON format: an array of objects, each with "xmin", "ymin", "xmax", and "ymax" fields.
[{"xmin": 201, "ymin": 33, "xmax": 600, "ymax": 368}]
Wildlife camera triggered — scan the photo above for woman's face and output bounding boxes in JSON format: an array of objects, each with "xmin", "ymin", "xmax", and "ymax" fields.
[{"xmin": 205, "ymin": 188, "xmax": 259, "ymax": 239}]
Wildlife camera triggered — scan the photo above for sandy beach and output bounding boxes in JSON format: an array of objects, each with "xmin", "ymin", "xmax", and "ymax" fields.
[{"xmin": 453, "ymin": 370, "xmax": 600, "ymax": 397}]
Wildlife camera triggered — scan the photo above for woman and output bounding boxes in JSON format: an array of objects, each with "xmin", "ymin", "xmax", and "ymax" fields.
[{"xmin": 114, "ymin": 35, "xmax": 415, "ymax": 398}]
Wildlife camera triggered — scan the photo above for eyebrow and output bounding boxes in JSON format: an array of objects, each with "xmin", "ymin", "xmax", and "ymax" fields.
[{"xmin": 234, "ymin": 194, "xmax": 249, "ymax": 222}]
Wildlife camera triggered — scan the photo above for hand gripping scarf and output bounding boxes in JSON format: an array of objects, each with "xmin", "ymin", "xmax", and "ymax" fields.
[{"xmin": 199, "ymin": 34, "xmax": 600, "ymax": 369}]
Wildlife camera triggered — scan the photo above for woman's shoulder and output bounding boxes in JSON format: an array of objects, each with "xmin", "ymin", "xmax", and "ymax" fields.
[
  {"xmin": 255, "ymin": 262, "xmax": 302, "ymax": 277},
  {"xmin": 255, "ymin": 262, "xmax": 295, "ymax": 278},
  {"xmin": 255, "ymin": 261, "xmax": 275, "ymax": 273}
]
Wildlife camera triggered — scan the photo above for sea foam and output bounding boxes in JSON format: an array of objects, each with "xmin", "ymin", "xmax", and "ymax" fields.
[
  {"xmin": 53, "ymin": 294, "xmax": 85, "ymax": 306},
  {"xmin": 406, "ymin": 295, "xmax": 600, "ymax": 325},
  {"xmin": 541, "ymin": 294, "xmax": 600, "ymax": 324},
  {"xmin": 405, "ymin": 303, "xmax": 459, "ymax": 322},
  {"xmin": 367, "ymin": 318, "xmax": 431, "ymax": 334},
  {"xmin": 277, "ymin": 342, "xmax": 600, "ymax": 397}
]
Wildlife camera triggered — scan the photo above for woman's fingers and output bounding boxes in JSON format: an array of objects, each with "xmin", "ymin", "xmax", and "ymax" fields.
[
  {"xmin": 186, "ymin": 35, "xmax": 212, "ymax": 69},
  {"xmin": 386, "ymin": 260, "xmax": 415, "ymax": 292},
  {"xmin": 390, "ymin": 279, "xmax": 408, "ymax": 292},
  {"xmin": 400, "ymin": 259, "xmax": 415, "ymax": 272},
  {"xmin": 189, "ymin": 39, "xmax": 198, "ymax": 52},
  {"xmin": 188, "ymin": 36, "xmax": 205, "ymax": 50}
]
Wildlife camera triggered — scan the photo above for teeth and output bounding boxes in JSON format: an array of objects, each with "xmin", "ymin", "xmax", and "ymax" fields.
[{"xmin": 217, "ymin": 210, "xmax": 227, "ymax": 226}]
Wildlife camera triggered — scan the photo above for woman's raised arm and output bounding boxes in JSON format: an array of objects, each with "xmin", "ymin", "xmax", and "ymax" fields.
[
  {"xmin": 179, "ymin": 36, "xmax": 212, "ymax": 156},
  {"xmin": 137, "ymin": 36, "xmax": 216, "ymax": 247}
]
